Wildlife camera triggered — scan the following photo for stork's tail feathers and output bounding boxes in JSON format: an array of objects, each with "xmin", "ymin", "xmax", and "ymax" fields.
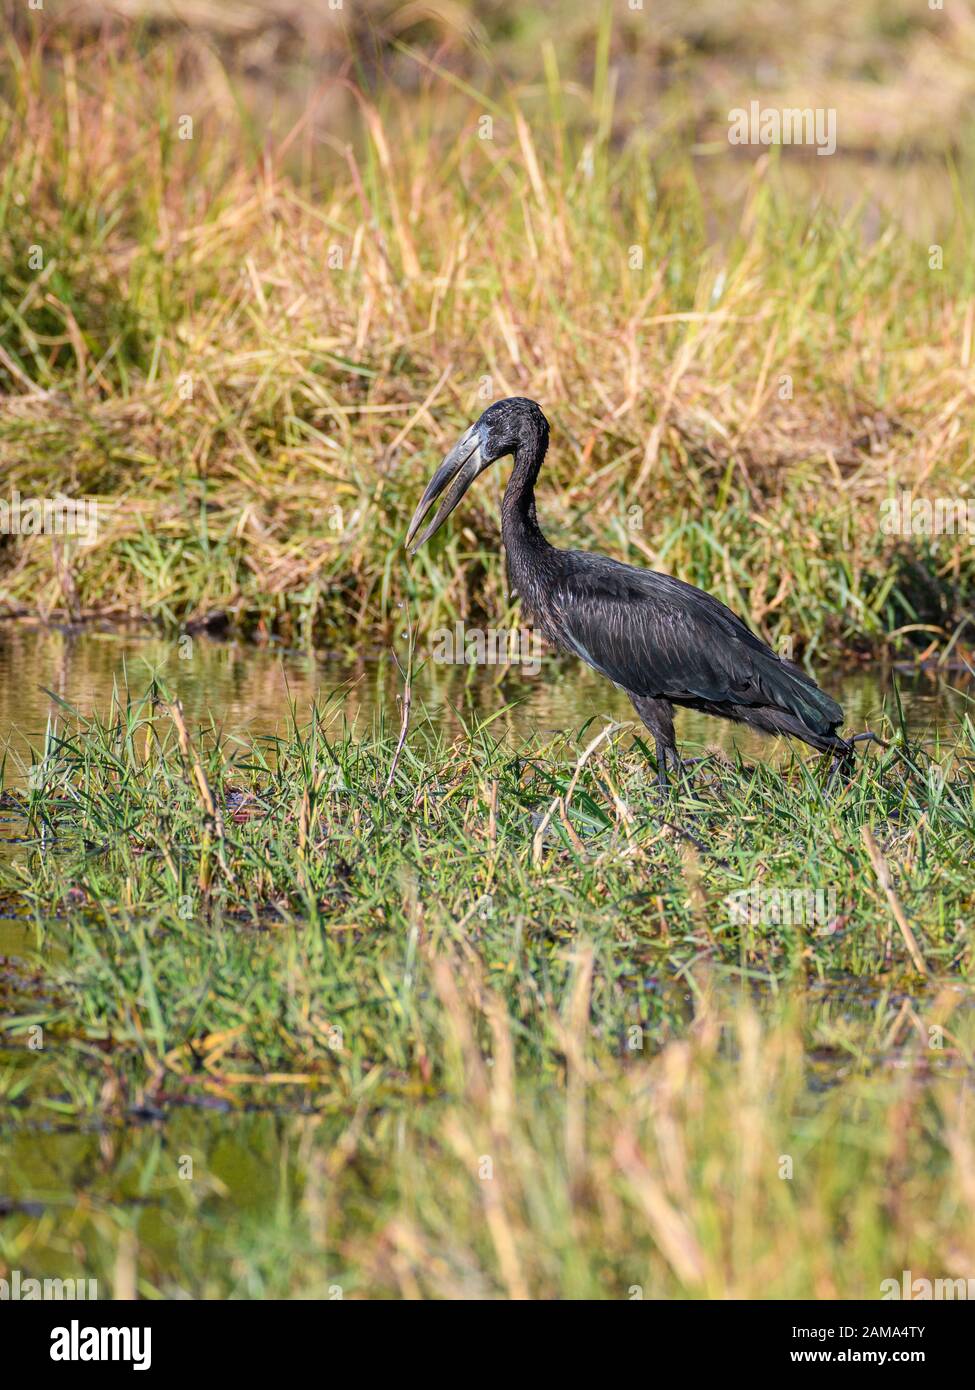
[
  {"xmin": 768, "ymin": 663, "xmax": 890, "ymax": 770},
  {"xmin": 772, "ymin": 658, "xmax": 845, "ymax": 738}
]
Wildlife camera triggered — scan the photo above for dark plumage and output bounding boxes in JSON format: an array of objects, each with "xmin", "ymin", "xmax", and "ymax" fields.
[{"xmin": 407, "ymin": 397, "xmax": 852, "ymax": 785}]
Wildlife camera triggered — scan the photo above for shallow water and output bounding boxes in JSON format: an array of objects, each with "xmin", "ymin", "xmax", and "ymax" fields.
[{"xmin": 0, "ymin": 624, "xmax": 970, "ymax": 792}]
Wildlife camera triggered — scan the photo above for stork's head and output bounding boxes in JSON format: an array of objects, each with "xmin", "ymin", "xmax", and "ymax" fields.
[{"xmin": 405, "ymin": 397, "xmax": 548, "ymax": 552}]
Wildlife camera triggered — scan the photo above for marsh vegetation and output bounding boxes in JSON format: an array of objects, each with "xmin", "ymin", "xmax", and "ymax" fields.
[{"xmin": 1, "ymin": 2, "xmax": 974, "ymax": 1299}]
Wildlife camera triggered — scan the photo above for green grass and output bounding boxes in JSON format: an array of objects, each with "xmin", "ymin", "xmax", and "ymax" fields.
[{"xmin": 0, "ymin": 680, "xmax": 973, "ymax": 1296}]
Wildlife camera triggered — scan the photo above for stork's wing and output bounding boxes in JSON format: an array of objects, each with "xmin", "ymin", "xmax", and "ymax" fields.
[{"xmin": 551, "ymin": 557, "xmax": 843, "ymax": 736}]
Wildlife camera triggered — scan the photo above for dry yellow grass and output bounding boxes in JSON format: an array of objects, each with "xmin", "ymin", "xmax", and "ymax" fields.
[{"xmin": 0, "ymin": 7, "xmax": 973, "ymax": 661}]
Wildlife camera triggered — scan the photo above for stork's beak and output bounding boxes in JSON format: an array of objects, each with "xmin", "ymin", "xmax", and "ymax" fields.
[{"xmin": 405, "ymin": 426, "xmax": 485, "ymax": 552}]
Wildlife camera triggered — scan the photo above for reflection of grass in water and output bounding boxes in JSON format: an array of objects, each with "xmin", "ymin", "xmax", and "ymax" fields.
[
  {"xmin": 0, "ymin": 682, "xmax": 973, "ymax": 1295},
  {"xmin": 0, "ymin": 19, "xmax": 974, "ymax": 658}
]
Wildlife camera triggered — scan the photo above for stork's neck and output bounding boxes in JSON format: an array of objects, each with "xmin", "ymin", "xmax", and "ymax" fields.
[
  {"xmin": 500, "ymin": 426, "xmax": 556, "ymax": 621},
  {"xmin": 500, "ymin": 428, "xmax": 550, "ymax": 556}
]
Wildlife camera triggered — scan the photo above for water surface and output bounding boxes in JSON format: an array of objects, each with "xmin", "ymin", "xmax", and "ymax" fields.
[{"xmin": 0, "ymin": 624, "xmax": 970, "ymax": 793}]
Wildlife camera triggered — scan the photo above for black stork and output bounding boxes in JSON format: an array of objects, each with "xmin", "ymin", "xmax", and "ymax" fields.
[{"xmin": 406, "ymin": 397, "xmax": 858, "ymax": 787}]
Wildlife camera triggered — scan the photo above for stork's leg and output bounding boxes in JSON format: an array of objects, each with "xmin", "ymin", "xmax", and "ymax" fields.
[
  {"xmin": 827, "ymin": 748, "xmax": 853, "ymax": 787},
  {"xmin": 825, "ymin": 731, "xmax": 888, "ymax": 786},
  {"xmin": 629, "ymin": 694, "xmax": 678, "ymax": 793},
  {"xmin": 655, "ymin": 739, "xmax": 671, "ymax": 792}
]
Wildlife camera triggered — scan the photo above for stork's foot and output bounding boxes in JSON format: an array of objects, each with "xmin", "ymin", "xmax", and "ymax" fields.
[
  {"xmin": 660, "ymin": 818, "xmax": 714, "ymax": 855},
  {"xmin": 848, "ymin": 730, "xmax": 888, "ymax": 749},
  {"xmin": 655, "ymin": 754, "xmax": 721, "ymax": 800},
  {"xmin": 826, "ymin": 755, "xmax": 851, "ymax": 790},
  {"xmin": 826, "ymin": 729, "xmax": 887, "ymax": 788},
  {"xmin": 652, "ymin": 743, "xmax": 717, "ymax": 794}
]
